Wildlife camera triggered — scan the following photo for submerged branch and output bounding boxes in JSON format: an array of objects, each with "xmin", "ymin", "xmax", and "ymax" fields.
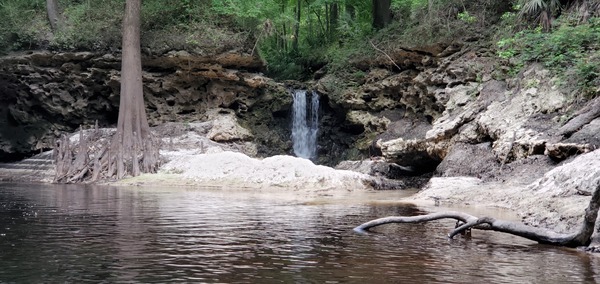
[
  {"xmin": 355, "ymin": 182, "xmax": 600, "ymax": 249},
  {"xmin": 353, "ymin": 211, "xmax": 478, "ymax": 233}
]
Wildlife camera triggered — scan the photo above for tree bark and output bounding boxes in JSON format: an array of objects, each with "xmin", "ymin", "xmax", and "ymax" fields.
[
  {"xmin": 293, "ymin": 0, "xmax": 301, "ymax": 53},
  {"xmin": 279, "ymin": 0, "xmax": 287, "ymax": 51},
  {"xmin": 113, "ymin": 0, "xmax": 159, "ymax": 179},
  {"xmin": 588, "ymin": 214, "xmax": 600, "ymax": 252},
  {"xmin": 355, "ymin": 182, "xmax": 600, "ymax": 250},
  {"xmin": 372, "ymin": 0, "xmax": 391, "ymax": 30},
  {"xmin": 46, "ymin": 0, "xmax": 62, "ymax": 32},
  {"xmin": 329, "ymin": 3, "xmax": 339, "ymax": 40}
]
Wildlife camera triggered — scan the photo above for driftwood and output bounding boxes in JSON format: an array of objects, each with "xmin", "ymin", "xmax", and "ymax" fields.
[{"xmin": 355, "ymin": 182, "xmax": 600, "ymax": 251}]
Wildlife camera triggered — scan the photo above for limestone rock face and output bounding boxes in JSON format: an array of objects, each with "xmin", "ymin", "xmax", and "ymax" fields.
[
  {"xmin": 378, "ymin": 138, "xmax": 448, "ymax": 173},
  {"xmin": 207, "ymin": 114, "xmax": 253, "ymax": 142},
  {"xmin": 0, "ymin": 50, "xmax": 290, "ymax": 161},
  {"xmin": 346, "ymin": 111, "xmax": 390, "ymax": 133},
  {"xmin": 336, "ymin": 158, "xmax": 415, "ymax": 179},
  {"xmin": 434, "ymin": 142, "xmax": 500, "ymax": 178},
  {"xmin": 517, "ymin": 149, "xmax": 600, "ymax": 233},
  {"xmin": 335, "ymin": 158, "xmax": 429, "ymax": 188},
  {"xmin": 3, "ymin": 39, "xmax": 599, "ymax": 186},
  {"xmin": 529, "ymin": 150, "xmax": 600, "ymax": 197},
  {"xmin": 317, "ymin": 39, "xmax": 598, "ymax": 181}
]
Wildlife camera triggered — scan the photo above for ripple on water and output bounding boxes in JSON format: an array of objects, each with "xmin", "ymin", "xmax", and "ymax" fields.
[{"xmin": 0, "ymin": 184, "xmax": 599, "ymax": 283}]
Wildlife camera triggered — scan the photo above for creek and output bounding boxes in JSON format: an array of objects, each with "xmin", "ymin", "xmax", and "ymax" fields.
[{"xmin": 0, "ymin": 183, "xmax": 598, "ymax": 283}]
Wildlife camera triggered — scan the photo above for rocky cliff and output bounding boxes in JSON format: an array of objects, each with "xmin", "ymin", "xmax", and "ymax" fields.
[
  {"xmin": 0, "ymin": 50, "xmax": 292, "ymax": 161},
  {"xmin": 317, "ymin": 41, "xmax": 599, "ymax": 182},
  {"xmin": 0, "ymin": 41, "xmax": 598, "ymax": 185}
]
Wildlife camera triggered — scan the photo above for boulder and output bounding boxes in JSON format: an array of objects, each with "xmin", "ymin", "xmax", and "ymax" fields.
[
  {"xmin": 435, "ymin": 142, "xmax": 500, "ymax": 179},
  {"xmin": 207, "ymin": 114, "xmax": 253, "ymax": 142},
  {"xmin": 517, "ymin": 149, "xmax": 600, "ymax": 233}
]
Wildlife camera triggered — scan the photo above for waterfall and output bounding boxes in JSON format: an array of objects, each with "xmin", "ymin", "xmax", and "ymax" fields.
[{"xmin": 291, "ymin": 90, "xmax": 319, "ymax": 159}]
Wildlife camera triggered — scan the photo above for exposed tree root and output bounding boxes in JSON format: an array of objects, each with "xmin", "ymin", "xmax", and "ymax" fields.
[
  {"xmin": 53, "ymin": 123, "xmax": 160, "ymax": 183},
  {"xmin": 355, "ymin": 182, "xmax": 600, "ymax": 251}
]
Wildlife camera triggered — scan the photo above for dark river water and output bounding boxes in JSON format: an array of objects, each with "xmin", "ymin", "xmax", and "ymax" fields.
[{"xmin": 1, "ymin": 183, "xmax": 598, "ymax": 283}]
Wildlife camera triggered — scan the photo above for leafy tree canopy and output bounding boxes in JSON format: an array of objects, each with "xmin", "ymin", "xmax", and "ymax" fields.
[{"xmin": 0, "ymin": 0, "xmax": 597, "ymax": 81}]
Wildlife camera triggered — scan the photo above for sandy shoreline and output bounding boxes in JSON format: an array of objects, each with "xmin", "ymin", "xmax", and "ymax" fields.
[
  {"xmin": 2, "ymin": 126, "xmax": 598, "ymax": 236},
  {"xmin": 108, "ymin": 149, "xmax": 600, "ymax": 235}
]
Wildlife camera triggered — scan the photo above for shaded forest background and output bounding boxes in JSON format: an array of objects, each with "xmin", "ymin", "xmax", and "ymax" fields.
[{"xmin": 0, "ymin": 0, "xmax": 598, "ymax": 95}]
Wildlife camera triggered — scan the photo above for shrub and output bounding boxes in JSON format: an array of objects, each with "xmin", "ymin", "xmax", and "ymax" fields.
[
  {"xmin": 496, "ymin": 17, "xmax": 600, "ymax": 97},
  {"xmin": 0, "ymin": 0, "xmax": 49, "ymax": 52}
]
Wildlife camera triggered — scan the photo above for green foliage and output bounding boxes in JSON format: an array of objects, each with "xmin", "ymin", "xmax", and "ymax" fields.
[
  {"xmin": 52, "ymin": 0, "xmax": 123, "ymax": 50},
  {"xmin": 326, "ymin": 39, "xmax": 373, "ymax": 75},
  {"xmin": 497, "ymin": 17, "xmax": 600, "ymax": 97},
  {"xmin": 211, "ymin": 0, "xmax": 279, "ymax": 32},
  {"xmin": 0, "ymin": 0, "xmax": 48, "ymax": 52},
  {"xmin": 576, "ymin": 56, "xmax": 599, "ymax": 92},
  {"xmin": 261, "ymin": 50, "xmax": 305, "ymax": 80},
  {"xmin": 517, "ymin": 0, "xmax": 561, "ymax": 30},
  {"xmin": 457, "ymin": 11, "xmax": 477, "ymax": 23},
  {"xmin": 0, "ymin": 0, "xmax": 219, "ymax": 52},
  {"xmin": 0, "ymin": 0, "xmax": 543, "ymax": 86},
  {"xmin": 209, "ymin": 0, "xmax": 378, "ymax": 80}
]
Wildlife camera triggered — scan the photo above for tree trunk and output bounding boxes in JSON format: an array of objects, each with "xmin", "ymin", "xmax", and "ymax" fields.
[
  {"xmin": 308, "ymin": 10, "xmax": 313, "ymax": 43},
  {"xmin": 46, "ymin": 0, "xmax": 62, "ymax": 32},
  {"xmin": 113, "ymin": 0, "xmax": 159, "ymax": 179},
  {"xmin": 588, "ymin": 214, "xmax": 600, "ymax": 252},
  {"xmin": 279, "ymin": 0, "xmax": 287, "ymax": 51},
  {"xmin": 325, "ymin": 4, "xmax": 330, "ymax": 37},
  {"xmin": 53, "ymin": 0, "xmax": 160, "ymax": 183},
  {"xmin": 346, "ymin": 3, "xmax": 356, "ymax": 20},
  {"xmin": 329, "ymin": 3, "xmax": 339, "ymax": 40},
  {"xmin": 282, "ymin": 23, "xmax": 288, "ymax": 52},
  {"xmin": 372, "ymin": 0, "xmax": 391, "ymax": 30},
  {"xmin": 313, "ymin": 9, "xmax": 327, "ymax": 39},
  {"xmin": 293, "ymin": 0, "xmax": 301, "ymax": 53}
]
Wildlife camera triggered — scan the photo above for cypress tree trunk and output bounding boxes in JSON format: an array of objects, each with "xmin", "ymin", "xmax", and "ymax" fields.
[
  {"xmin": 53, "ymin": 0, "xmax": 160, "ymax": 183},
  {"xmin": 113, "ymin": 0, "xmax": 159, "ymax": 179}
]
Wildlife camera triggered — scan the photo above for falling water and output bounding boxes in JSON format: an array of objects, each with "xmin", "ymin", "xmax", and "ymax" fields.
[{"xmin": 292, "ymin": 89, "xmax": 319, "ymax": 159}]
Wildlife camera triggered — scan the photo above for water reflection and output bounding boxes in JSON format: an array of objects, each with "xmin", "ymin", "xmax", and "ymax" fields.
[{"xmin": 0, "ymin": 183, "xmax": 598, "ymax": 283}]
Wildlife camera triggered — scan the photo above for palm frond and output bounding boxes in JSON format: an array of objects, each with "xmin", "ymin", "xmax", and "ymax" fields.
[{"xmin": 518, "ymin": 0, "xmax": 562, "ymax": 31}]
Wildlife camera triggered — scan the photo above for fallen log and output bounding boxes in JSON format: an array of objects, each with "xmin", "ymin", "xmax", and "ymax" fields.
[{"xmin": 355, "ymin": 182, "xmax": 600, "ymax": 251}]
